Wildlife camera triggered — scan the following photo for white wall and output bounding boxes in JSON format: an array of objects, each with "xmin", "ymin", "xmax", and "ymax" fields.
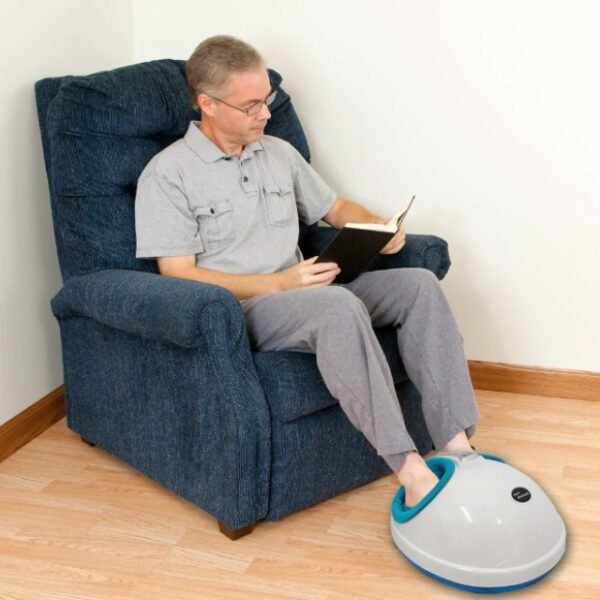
[
  {"xmin": 2, "ymin": 1, "xmax": 598, "ymax": 429},
  {"xmin": 0, "ymin": 0, "xmax": 134, "ymax": 426},
  {"xmin": 133, "ymin": 0, "xmax": 600, "ymax": 372}
]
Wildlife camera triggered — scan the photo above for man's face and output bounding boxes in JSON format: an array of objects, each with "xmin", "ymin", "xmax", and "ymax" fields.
[{"xmin": 205, "ymin": 68, "xmax": 272, "ymax": 147}]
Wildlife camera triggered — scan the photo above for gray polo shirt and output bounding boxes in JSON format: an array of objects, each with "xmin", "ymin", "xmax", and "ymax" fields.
[{"xmin": 135, "ymin": 122, "xmax": 336, "ymax": 274}]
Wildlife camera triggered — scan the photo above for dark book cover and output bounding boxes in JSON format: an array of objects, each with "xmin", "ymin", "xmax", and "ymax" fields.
[{"xmin": 315, "ymin": 227, "xmax": 394, "ymax": 284}]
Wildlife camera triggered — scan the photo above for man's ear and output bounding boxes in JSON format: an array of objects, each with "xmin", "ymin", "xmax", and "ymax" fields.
[{"xmin": 197, "ymin": 93, "xmax": 215, "ymax": 117}]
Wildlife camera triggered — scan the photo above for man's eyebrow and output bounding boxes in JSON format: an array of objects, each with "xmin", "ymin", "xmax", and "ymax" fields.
[{"xmin": 239, "ymin": 90, "xmax": 272, "ymax": 106}]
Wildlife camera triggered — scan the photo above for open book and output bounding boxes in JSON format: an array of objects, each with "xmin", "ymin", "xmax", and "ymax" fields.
[{"xmin": 316, "ymin": 195, "xmax": 416, "ymax": 284}]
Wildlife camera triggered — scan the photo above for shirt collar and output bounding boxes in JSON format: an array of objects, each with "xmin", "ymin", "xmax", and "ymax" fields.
[{"xmin": 184, "ymin": 121, "xmax": 264, "ymax": 163}]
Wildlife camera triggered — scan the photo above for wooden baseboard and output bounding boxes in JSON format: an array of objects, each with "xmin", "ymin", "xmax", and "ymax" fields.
[
  {"xmin": 469, "ymin": 361, "xmax": 600, "ymax": 402},
  {"xmin": 0, "ymin": 386, "xmax": 65, "ymax": 463}
]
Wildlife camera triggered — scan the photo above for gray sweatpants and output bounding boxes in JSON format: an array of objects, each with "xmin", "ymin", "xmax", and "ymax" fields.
[{"xmin": 241, "ymin": 268, "xmax": 480, "ymax": 472}]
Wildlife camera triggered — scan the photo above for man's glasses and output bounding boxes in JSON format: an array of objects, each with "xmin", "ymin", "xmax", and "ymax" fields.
[{"xmin": 208, "ymin": 89, "xmax": 277, "ymax": 116}]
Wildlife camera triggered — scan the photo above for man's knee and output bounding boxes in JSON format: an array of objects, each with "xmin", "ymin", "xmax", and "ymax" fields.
[
  {"xmin": 388, "ymin": 267, "xmax": 440, "ymax": 293},
  {"xmin": 315, "ymin": 286, "xmax": 368, "ymax": 319}
]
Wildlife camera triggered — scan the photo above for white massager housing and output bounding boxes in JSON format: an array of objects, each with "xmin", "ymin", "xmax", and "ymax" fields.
[{"xmin": 390, "ymin": 452, "xmax": 566, "ymax": 593}]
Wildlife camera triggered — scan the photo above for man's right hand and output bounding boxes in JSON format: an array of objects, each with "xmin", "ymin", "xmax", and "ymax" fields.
[
  {"xmin": 157, "ymin": 254, "xmax": 339, "ymax": 300},
  {"xmin": 278, "ymin": 256, "xmax": 340, "ymax": 291}
]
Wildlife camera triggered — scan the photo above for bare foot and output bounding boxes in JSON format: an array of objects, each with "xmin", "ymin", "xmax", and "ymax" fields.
[{"xmin": 396, "ymin": 452, "xmax": 439, "ymax": 508}]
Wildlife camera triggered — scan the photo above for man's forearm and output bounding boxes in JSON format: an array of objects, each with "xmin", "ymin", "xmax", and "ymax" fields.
[
  {"xmin": 324, "ymin": 198, "xmax": 387, "ymax": 229},
  {"xmin": 161, "ymin": 263, "xmax": 282, "ymax": 301}
]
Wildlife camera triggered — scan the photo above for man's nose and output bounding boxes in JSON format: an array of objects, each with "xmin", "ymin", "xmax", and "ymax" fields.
[{"xmin": 259, "ymin": 102, "xmax": 271, "ymax": 119}]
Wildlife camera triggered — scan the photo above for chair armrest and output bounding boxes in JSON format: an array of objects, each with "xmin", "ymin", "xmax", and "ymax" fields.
[
  {"xmin": 368, "ymin": 233, "xmax": 451, "ymax": 280},
  {"xmin": 299, "ymin": 226, "xmax": 451, "ymax": 280},
  {"xmin": 54, "ymin": 269, "xmax": 272, "ymax": 529},
  {"xmin": 51, "ymin": 269, "xmax": 246, "ymax": 349}
]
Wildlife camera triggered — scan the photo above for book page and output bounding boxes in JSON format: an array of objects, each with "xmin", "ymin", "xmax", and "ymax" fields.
[
  {"xmin": 346, "ymin": 222, "xmax": 395, "ymax": 232},
  {"xmin": 344, "ymin": 195, "xmax": 416, "ymax": 232},
  {"xmin": 386, "ymin": 195, "xmax": 416, "ymax": 231}
]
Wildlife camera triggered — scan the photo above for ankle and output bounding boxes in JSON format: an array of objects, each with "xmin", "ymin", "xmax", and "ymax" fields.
[
  {"xmin": 396, "ymin": 452, "xmax": 438, "ymax": 507},
  {"xmin": 442, "ymin": 430, "xmax": 473, "ymax": 453},
  {"xmin": 396, "ymin": 453, "xmax": 432, "ymax": 483}
]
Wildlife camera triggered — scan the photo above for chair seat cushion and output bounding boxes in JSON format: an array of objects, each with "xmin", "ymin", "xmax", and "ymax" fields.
[{"xmin": 253, "ymin": 327, "xmax": 407, "ymax": 423}]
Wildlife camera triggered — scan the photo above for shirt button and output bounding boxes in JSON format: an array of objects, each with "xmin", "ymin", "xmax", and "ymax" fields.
[
  {"xmin": 210, "ymin": 208, "xmax": 215, "ymax": 214},
  {"xmin": 243, "ymin": 176, "xmax": 249, "ymax": 182}
]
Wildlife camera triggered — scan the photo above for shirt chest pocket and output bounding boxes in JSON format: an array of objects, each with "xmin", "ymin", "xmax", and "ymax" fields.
[
  {"xmin": 193, "ymin": 199, "xmax": 235, "ymax": 251},
  {"xmin": 263, "ymin": 184, "xmax": 296, "ymax": 227}
]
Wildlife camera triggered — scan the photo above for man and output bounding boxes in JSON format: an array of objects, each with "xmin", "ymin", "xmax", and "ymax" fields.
[{"xmin": 135, "ymin": 35, "xmax": 480, "ymax": 508}]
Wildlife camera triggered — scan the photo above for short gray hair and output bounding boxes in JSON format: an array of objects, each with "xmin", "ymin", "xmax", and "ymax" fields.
[{"xmin": 186, "ymin": 35, "xmax": 265, "ymax": 109}]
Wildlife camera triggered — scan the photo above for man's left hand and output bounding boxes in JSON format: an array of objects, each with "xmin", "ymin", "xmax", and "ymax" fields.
[{"xmin": 380, "ymin": 225, "xmax": 406, "ymax": 254}]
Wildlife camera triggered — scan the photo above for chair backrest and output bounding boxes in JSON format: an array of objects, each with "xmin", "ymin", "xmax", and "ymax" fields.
[{"xmin": 35, "ymin": 60, "xmax": 312, "ymax": 282}]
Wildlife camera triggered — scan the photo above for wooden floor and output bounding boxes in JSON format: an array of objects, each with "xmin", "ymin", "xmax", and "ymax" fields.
[{"xmin": 0, "ymin": 390, "xmax": 598, "ymax": 600}]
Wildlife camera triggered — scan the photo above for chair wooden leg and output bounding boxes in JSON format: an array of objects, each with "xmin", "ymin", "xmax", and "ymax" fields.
[
  {"xmin": 218, "ymin": 520, "xmax": 254, "ymax": 540},
  {"xmin": 80, "ymin": 436, "xmax": 96, "ymax": 447}
]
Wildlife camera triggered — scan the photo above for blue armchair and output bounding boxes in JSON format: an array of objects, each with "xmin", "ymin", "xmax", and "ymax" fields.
[{"xmin": 35, "ymin": 60, "xmax": 450, "ymax": 539}]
